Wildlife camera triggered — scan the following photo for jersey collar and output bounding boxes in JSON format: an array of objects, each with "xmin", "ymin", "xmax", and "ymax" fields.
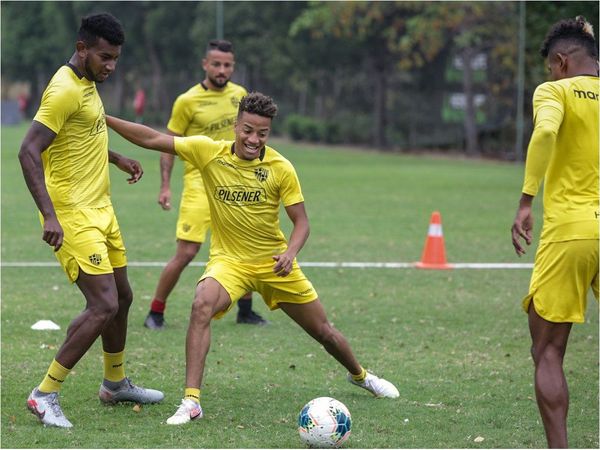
[{"xmin": 66, "ymin": 62, "xmax": 85, "ymax": 80}]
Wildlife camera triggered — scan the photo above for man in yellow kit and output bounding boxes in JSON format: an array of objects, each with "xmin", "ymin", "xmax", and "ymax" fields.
[
  {"xmin": 511, "ymin": 16, "xmax": 599, "ymax": 448},
  {"xmin": 18, "ymin": 13, "xmax": 163, "ymax": 428},
  {"xmin": 106, "ymin": 92, "xmax": 400, "ymax": 425},
  {"xmin": 145, "ymin": 39, "xmax": 267, "ymax": 329}
]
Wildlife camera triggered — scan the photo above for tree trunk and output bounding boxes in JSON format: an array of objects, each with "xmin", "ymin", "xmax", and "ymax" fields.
[{"xmin": 461, "ymin": 48, "xmax": 479, "ymax": 156}]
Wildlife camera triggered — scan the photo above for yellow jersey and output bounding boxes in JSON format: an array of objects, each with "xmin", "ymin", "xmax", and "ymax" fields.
[
  {"xmin": 33, "ymin": 64, "xmax": 111, "ymax": 210},
  {"xmin": 523, "ymin": 76, "xmax": 599, "ymax": 242},
  {"xmin": 167, "ymin": 82, "xmax": 248, "ymax": 206},
  {"xmin": 174, "ymin": 136, "xmax": 304, "ymax": 262}
]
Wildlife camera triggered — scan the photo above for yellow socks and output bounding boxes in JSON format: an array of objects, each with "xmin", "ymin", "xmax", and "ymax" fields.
[
  {"xmin": 103, "ymin": 350, "xmax": 126, "ymax": 382},
  {"xmin": 38, "ymin": 359, "xmax": 71, "ymax": 393},
  {"xmin": 185, "ymin": 388, "xmax": 201, "ymax": 404},
  {"xmin": 351, "ymin": 366, "xmax": 367, "ymax": 383}
]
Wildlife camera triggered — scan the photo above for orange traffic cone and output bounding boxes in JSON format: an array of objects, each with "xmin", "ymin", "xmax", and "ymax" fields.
[{"xmin": 415, "ymin": 211, "xmax": 451, "ymax": 269}]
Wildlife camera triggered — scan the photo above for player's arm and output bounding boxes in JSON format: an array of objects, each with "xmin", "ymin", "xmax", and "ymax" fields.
[
  {"xmin": 511, "ymin": 85, "xmax": 562, "ymax": 256},
  {"xmin": 106, "ymin": 115, "xmax": 176, "ymax": 154},
  {"xmin": 158, "ymin": 130, "xmax": 182, "ymax": 210},
  {"xmin": 18, "ymin": 121, "xmax": 63, "ymax": 251},
  {"xmin": 273, "ymin": 202, "xmax": 310, "ymax": 277},
  {"xmin": 108, "ymin": 150, "xmax": 144, "ymax": 184}
]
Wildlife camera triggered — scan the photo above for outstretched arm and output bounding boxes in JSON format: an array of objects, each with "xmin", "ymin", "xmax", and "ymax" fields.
[
  {"xmin": 106, "ymin": 115, "xmax": 176, "ymax": 154},
  {"xmin": 273, "ymin": 202, "xmax": 310, "ymax": 277},
  {"xmin": 18, "ymin": 121, "xmax": 63, "ymax": 251}
]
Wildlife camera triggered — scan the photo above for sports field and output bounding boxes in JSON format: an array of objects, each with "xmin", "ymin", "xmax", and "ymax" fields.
[{"xmin": 1, "ymin": 123, "xmax": 598, "ymax": 448}]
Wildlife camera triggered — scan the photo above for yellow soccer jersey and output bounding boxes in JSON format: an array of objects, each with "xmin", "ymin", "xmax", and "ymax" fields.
[
  {"xmin": 167, "ymin": 82, "xmax": 248, "ymax": 206},
  {"xmin": 174, "ymin": 136, "xmax": 304, "ymax": 261},
  {"xmin": 33, "ymin": 64, "xmax": 110, "ymax": 210},
  {"xmin": 523, "ymin": 76, "xmax": 599, "ymax": 242}
]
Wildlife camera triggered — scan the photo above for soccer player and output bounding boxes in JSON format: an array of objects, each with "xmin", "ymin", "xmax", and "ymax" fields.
[
  {"xmin": 511, "ymin": 16, "xmax": 598, "ymax": 448},
  {"xmin": 106, "ymin": 92, "xmax": 400, "ymax": 425},
  {"xmin": 18, "ymin": 13, "xmax": 164, "ymax": 428},
  {"xmin": 144, "ymin": 39, "xmax": 267, "ymax": 329}
]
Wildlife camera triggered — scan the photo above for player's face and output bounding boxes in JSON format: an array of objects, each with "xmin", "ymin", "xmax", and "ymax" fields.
[
  {"xmin": 202, "ymin": 50, "xmax": 234, "ymax": 89},
  {"xmin": 234, "ymin": 112, "xmax": 271, "ymax": 160},
  {"xmin": 82, "ymin": 38, "xmax": 121, "ymax": 83}
]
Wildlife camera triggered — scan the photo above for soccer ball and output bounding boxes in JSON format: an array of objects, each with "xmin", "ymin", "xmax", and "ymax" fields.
[{"xmin": 297, "ymin": 397, "xmax": 352, "ymax": 448}]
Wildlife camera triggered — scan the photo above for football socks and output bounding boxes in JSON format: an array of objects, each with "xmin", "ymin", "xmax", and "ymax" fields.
[
  {"xmin": 350, "ymin": 366, "xmax": 367, "ymax": 383},
  {"xmin": 39, "ymin": 359, "xmax": 71, "ymax": 393},
  {"xmin": 103, "ymin": 350, "xmax": 126, "ymax": 382},
  {"xmin": 184, "ymin": 387, "xmax": 201, "ymax": 404}
]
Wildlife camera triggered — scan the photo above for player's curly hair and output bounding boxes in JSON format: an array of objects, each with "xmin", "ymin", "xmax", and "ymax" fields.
[
  {"xmin": 78, "ymin": 13, "xmax": 125, "ymax": 47},
  {"xmin": 540, "ymin": 15, "xmax": 598, "ymax": 59},
  {"xmin": 238, "ymin": 92, "xmax": 278, "ymax": 119},
  {"xmin": 206, "ymin": 39, "xmax": 234, "ymax": 54}
]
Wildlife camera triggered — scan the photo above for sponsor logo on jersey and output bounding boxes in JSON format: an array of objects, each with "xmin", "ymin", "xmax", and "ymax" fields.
[
  {"xmin": 254, "ymin": 167, "xmax": 269, "ymax": 182},
  {"xmin": 90, "ymin": 111, "xmax": 106, "ymax": 136},
  {"xmin": 214, "ymin": 185, "xmax": 266, "ymax": 206},
  {"xmin": 230, "ymin": 95, "xmax": 241, "ymax": 107},
  {"xmin": 207, "ymin": 116, "xmax": 236, "ymax": 133},
  {"xmin": 217, "ymin": 158, "xmax": 236, "ymax": 169},
  {"xmin": 89, "ymin": 253, "xmax": 102, "ymax": 265},
  {"xmin": 573, "ymin": 89, "xmax": 598, "ymax": 100}
]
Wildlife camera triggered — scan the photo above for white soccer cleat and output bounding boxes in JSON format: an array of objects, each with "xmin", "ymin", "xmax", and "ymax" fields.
[
  {"xmin": 27, "ymin": 389, "xmax": 73, "ymax": 428},
  {"xmin": 347, "ymin": 372, "xmax": 400, "ymax": 398},
  {"xmin": 166, "ymin": 398, "xmax": 204, "ymax": 425},
  {"xmin": 98, "ymin": 377, "xmax": 164, "ymax": 404}
]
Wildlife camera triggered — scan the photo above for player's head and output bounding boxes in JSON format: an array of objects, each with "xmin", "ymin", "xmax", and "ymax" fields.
[
  {"xmin": 540, "ymin": 16, "xmax": 599, "ymax": 80},
  {"xmin": 202, "ymin": 39, "xmax": 235, "ymax": 89},
  {"xmin": 234, "ymin": 93, "xmax": 278, "ymax": 161},
  {"xmin": 76, "ymin": 13, "xmax": 124, "ymax": 83}
]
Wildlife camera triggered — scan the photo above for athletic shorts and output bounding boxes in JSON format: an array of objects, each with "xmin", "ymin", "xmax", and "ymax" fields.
[
  {"xmin": 199, "ymin": 257, "xmax": 319, "ymax": 319},
  {"xmin": 522, "ymin": 239, "xmax": 599, "ymax": 323},
  {"xmin": 40, "ymin": 205, "xmax": 127, "ymax": 283},
  {"xmin": 176, "ymin": 200, "xmax": 211, "ymax": 244}
]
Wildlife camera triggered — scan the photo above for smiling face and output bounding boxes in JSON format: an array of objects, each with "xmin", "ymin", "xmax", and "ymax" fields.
[
  {"xmin": 79, "ymin": 37, "xmax": 121, "ymax": 83},
  {"xmin": 202, "ymin": 49, "xmax": 234, "ymax": 90},
  {"xmin": 234, "ymin": 112, "xmax": 271, "ymax": 160}
]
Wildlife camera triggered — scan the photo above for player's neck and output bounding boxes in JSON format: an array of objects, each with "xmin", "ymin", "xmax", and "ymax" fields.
[{"xmin": 202, "ymin": 79, "xmax": 226, "ymax": 92}]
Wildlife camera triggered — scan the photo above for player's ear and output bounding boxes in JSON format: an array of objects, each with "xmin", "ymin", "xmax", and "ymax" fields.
[{"xmin": 76, "ymin": 41, "xmax": 87, "ymax": 58}]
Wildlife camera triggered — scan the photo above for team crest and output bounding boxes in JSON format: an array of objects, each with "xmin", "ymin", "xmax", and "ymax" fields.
[
  {"xmin": 182, "ymin": 223, "xmax": 191, "ymax": 232},
  {"xmin": 89, "ymin": 110, "xmax": 106, "ymax": 136},
  {"xmin": 89, "ymin": 254, "xmax": 102, "ymax": 265},
  {"xmin": 231, "ymin": 96, "xmax": 241, "ymax": 107},
  {"xmin": 254, "ymin": 167, "xmax": 269, "ymax": 182}
]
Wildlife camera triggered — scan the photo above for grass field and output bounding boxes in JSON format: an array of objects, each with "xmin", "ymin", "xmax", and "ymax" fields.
[{"xmin": 1, "ymin": 123, "xmax": 598, "ymax": 448}]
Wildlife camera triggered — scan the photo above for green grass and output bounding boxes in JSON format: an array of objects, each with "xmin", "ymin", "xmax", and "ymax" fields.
[{"xmin": 1, "ymin": 123, "xmax": 598, "ymax": 448}]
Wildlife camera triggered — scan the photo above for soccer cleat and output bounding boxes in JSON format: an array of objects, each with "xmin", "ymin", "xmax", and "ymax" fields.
[
  {"xmin": 236, "ymin": 310, "xmax": 269, "ymax": 325},
  {"xmin": 26, "ymin": 389, "xmax": 73, "ymax": 428},
  {"xmin": 166, "ymin": 398, "xmax": 204, "ymax": 425},
  {"xmin": 347, "ymin": 372, "xmax": 400, "ymax": 398},
  {"xmin": 143, "ymin": 312, "xmax": 165, "ymax": 330},
  {"xmin": 98, "ymin": 377, "xmax": 164, "ymax": 404}
]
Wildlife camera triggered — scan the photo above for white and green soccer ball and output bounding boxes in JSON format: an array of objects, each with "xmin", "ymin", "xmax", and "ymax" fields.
[{"xmin": 297, "ymin": 397, "xmax": 352, "ymax": 448}]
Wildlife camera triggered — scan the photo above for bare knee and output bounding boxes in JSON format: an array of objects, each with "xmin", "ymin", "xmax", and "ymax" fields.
[
  {"xmin": 190, "ymin": 296, "xmax": 214, "ymax": 324},
  {"xmin": 174, "ymin": 242, "xmax": 200, "ymax": 267},
  {"xmin": 313, "ymin": 321, "xmax": 340, "ymax": 347}
]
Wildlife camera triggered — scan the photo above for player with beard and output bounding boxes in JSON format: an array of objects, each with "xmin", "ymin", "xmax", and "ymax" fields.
[
  {"xmin": 144, "ymin": 39, "xmax": 267, "ymax": 329},
  {"xmin": 18, "ymin": 12, "xmax": 164, "ymax": 428}
]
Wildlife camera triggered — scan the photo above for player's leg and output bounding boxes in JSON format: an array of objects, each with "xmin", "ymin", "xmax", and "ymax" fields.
[
  {"xmin": 279, "ymin": 299, "xmax": 399, "ymax": 398},
  {"xmin": 167, "ymin": 277, "xmax": 232, "ymax": 425},
  {"xmin": 28, "ymin": 270, "xmax": 120, "ymax": 428},
  {"xmin": 98, "ymin": 266, "xmax": 164, "ymax": 404},
  {"xmin": 528, "ymin": 303, "xmax": 572, "ymax": 448},
  {"xmin": 145, "ymin": 239, "xmax": 201, "ymax": 329},
  {"xmin": 237, "ymin": 291, "xmax": 268, "ymax": 325}
]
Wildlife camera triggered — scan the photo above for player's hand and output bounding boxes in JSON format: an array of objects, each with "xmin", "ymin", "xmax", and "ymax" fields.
[
  {"xmin": 42, "ymin": 215, "xmax": 64, "ymax": 251},
  {"xmin": 272, "ymin": 252, "xmax": 294, "ymax": 277},
  {"xmin": 511, "ymin": 205, "xmax": 533, "ymax": 256},
  {"xmin": 158, "ymin": 187, "xmax": 172, "ymax": 210},
  {"xmin": 116, "ymin": 156, "xmax": 144, "ymax": 184}
]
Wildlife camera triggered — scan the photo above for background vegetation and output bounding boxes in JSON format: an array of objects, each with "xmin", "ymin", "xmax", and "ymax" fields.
[{"xmin": 1, "ymin": 1, "xmax": 598, "ymax": 156}]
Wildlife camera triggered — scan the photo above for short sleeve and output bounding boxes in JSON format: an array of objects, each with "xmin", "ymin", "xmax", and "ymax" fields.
[
  {"xmin": 167, "ymin": 95, "xmax": 190, "ymax": 135},
  {"xmin": 174, "ymin": 135, "xmax": 219, "ymax": 171},
  {"xmin": 33, "ymin": 81, "xmax": 80, "ymax": 134},
  {"xmin": 279, "ymin": 161, "xmax": 304, "ymax": 206}
]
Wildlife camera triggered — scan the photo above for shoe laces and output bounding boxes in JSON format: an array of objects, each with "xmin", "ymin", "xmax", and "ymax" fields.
[{"xmin": 44, "ymin": 392, "xmax": 66, "ymax": 418}]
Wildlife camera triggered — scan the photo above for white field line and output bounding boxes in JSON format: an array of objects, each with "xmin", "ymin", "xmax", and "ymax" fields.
[{"xmin": 1, "ymin": 261, "xmax": 533, "ymax": 269}]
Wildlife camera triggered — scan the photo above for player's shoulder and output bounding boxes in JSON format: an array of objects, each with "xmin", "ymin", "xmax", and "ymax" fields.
[
  {"xmin": 263, "ymin": 145, "xmax": 294, "ymax": 168},
  {"xmin": 225, "ymin": 81, "xmax": 248, "ymax": 96},
  {"xmin": 47, "ymin": 66, "xmax": 83, "ymax": 92}
]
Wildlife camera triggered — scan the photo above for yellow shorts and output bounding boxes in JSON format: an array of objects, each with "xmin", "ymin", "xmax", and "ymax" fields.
[
  {"xmin": 199, "ymin": 257, "xmax": 319, "ymax": 319},
  {"xmin": 176, "ymin": 201, "xmax": 211, "ymax": 244},
  {"xmin": 41, "ymin": 205, "xmax": 127, "ymax": 283},
  {"xmin": 522, "ymin": 239, "xmax": 599, "ymax": 323}
]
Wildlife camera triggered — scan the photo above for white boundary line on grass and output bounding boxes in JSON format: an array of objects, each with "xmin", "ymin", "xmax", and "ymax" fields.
[{"xmin": 1, "ymin": 261, "xmax": 533, "ymax": 269}]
